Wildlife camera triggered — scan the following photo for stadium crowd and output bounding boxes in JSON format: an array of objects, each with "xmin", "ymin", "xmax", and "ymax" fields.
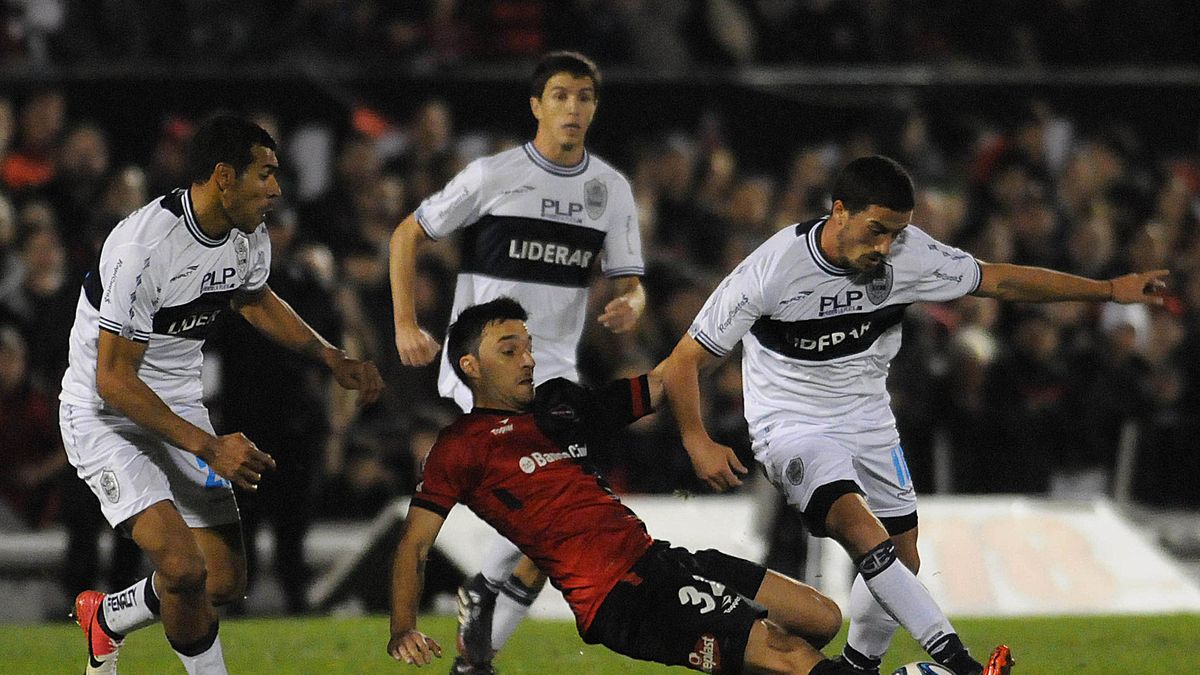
[
  {"xmin": 4, "ymin": 0, "xmax": 1200, "ymax": 70},
  {"xmin": 2, "ymin": 14, "xmax": 1200, "ymax": 615}
]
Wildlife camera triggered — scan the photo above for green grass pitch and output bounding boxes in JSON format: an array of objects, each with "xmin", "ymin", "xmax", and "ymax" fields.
[{"xmin": 6, "ymin": 613, "xmax": 1199, "ymax": 673}]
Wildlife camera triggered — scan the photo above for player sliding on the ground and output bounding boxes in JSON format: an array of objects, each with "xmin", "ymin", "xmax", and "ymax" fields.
[{"xmin": 388, "ymin": 298, "xmax": 858, "ymax": 675}]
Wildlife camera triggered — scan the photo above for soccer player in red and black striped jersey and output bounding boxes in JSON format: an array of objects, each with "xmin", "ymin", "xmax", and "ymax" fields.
[{"xmin": 387, "ymin": 298, "xmax": 859, "ymax": 675}]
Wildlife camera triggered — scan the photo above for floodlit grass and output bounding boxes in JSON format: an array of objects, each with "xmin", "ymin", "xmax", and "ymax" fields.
[{"xmin": 6, "ymin": 613, "xmax": 1200, "ymax": 673}]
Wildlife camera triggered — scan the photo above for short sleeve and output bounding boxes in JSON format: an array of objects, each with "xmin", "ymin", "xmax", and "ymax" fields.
[
  {"xmin": 97, "ymin": 243, "xmax": 161, "ymax": 343},
  {"xmin": 903, "ymin": 227, "xmax": 982, "ymax": 302},
  {"xmin": 688, "ymin": 255, "xmax": 772, "ymax": 357},
  {"xmin": 599, "ymin": 177, "xmax": 644, "ymax": 278},
  {"xmin": 410, "ymin": 433, "xmax": 476, "ymax": 518},
  {"xmin": 243, "ymin": 227, "xmax": 272, "ymax": 292},
  {"xmin": 414, "ymin": 159, "xmax": 485, "ymax": 240}
]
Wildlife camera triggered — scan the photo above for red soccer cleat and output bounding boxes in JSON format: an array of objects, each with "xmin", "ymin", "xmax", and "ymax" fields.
[
  {"xmin": 71, "ymin": 590, "xmax": 122, "ymax": 674},
  {"xmin": 982, "ymin": 644, "xmax": 1014, "ymax": 675}
]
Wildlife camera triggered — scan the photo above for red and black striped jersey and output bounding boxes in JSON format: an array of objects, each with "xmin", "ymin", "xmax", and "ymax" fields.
[{"xmin": 412, "ymin": 376, "xmax": 655, "ymax": 633}]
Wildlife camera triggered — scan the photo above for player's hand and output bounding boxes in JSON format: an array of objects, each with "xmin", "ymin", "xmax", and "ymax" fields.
[
  {"xmin": 1109, "ymin": 269, "xmax": 1169, "ymax": 305},
  {"xmin": 387, "ymin": 628, "xmax": 442, "ymax": 666},
  {"xmin": 395, "ymin": 324, "xmax": 442, "ymax": 366},
  {"xmin": 205, "ymin": 433, "xmax": 276, "ymax": 491},
  {"xmin": 598, "ymin": 295, "xmax": 643, "ymax": 334},
  {"xmin": 684, "ymin": 436, "xmax": 748, "ymax": 492},
  {"xmin": 330, "ymin": 354, "xmax": 385, "ymax": 406}
]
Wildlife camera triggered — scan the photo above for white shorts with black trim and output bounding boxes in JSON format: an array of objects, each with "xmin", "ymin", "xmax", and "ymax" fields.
[
  {"xmin": 753, "ymin": 422, "xmax": 916, "ymax": 522},
  {"xmin": 59, "ymin": 401, "xmax": 239, "ymax": 531}
]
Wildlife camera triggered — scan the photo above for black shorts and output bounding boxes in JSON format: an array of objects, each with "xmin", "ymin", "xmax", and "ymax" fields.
[{"xmin": 583, "ymin": 540, "xmax": 768, "ymax": 674}]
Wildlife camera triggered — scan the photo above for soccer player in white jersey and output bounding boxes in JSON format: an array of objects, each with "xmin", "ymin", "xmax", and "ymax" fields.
[
  {"xmin": 59, "ymin": 116, "xmax": 383, "ymax": 675},
  {"xmin": 389, "ymin": 52, "xmax": 645, "ymax": 674},
  {"xmin": 660, "ymin": 155, "xmax": 1167, "ymax": 675}
]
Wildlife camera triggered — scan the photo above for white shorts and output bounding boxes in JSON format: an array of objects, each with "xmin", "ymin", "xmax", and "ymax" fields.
[
  {"xmin": 753, "ymin": 422, "xmax": 916, "ymax": 530},
  {"xmin": 59, "ymin": 401, "xmax": 239, "ymax": 530}
]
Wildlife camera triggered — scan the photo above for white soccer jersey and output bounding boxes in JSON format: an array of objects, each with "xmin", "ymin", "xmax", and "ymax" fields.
[
  {"xmin": 60, "ymin": 188, "xmax": 271, "ymax": 408},
  {"xmin": 689, "ymin": 217, "xmax": 980, "ymax": 440},
  {"xmin": 417, "ymin": 142, "xmax": 643, "ymax": 403}
]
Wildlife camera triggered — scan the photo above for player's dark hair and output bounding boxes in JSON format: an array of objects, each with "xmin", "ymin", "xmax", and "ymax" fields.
[
  {"xmin": 530, "ymin": 51, "xmax": 601, "ymax": 99},
  {"xmin": 446, "ymin": 297, "xmax": 529, "ymax": 385},
  {"xmin": 186, "ymin": 115, "xmax": 277, "ymax": 184},
  {"xmin": 831, "ymin": 155, "xmax": 915, "ymax": 214}
]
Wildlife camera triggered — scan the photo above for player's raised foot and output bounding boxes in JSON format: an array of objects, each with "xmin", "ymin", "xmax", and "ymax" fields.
[
  {"xmin": 455, "ymin": 573, "xmax": 498, "ymax": 666},
  {"xmin": 71, "ymin": 590, "xmax": 122, "ymax": 675},
  {"xmin": 982, "ymin": 644, "xmax": 1014, "ymax": 675},
  {"xmin": 449, "ymin": 655, "xmax": 497, "ymax": 675}
]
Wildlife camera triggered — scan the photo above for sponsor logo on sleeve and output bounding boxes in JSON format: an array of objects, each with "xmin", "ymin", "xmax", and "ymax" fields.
[{"xmin": 687, "ymin": 633, "xmax": 721, "ymax": 673}]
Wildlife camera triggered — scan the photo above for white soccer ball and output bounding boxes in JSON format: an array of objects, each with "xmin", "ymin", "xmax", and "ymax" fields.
[{"xmin": 890, "ymin": 663, "xmax": 955, "ymax": 675}]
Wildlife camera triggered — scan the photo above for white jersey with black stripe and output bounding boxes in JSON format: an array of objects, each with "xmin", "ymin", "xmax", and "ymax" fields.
[
  {"xmin": 417, "ymin": 142, "xmax": 643, "ymax": 401},
  {"xmin": 688, "ymin": 217, "xmax": 981, "ymax": 439},
  {"xmin": 60, "ymin": 188, "xmax": 271, "ymax": 410}
]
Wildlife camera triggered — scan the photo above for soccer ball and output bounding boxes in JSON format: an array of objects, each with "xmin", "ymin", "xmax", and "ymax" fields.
[{"xmin": 890, "ymin": 663, "xmax": 955, "ymax": 675}]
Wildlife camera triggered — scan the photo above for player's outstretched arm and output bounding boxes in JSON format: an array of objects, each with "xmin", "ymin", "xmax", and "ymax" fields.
[
  {"xmin": 659, "ymin": 336, "xmax": 748, "ymax": 492},
  {"xmin": 598, "ymin": 276, "xmax": 646, "ymax": 334},
  {"xmin": 388, "ymin": 507, "xmax": 446, "ymax": 667},
  {"xmin": 389, "ymin": 213, "xmax": 442, "ymax": 367},
  {"xmin": 233, "ymin": 286, "xmax": 383, "ymax": 405},
  {"xmin": 973, "ymin": 262, "xmax": 1169, "ymax": 304},
  {"xmin": 95, "ymin": 330, "xmax": 276, "ymax": 491}
]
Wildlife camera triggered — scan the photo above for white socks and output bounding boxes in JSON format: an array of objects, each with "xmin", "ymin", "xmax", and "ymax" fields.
[
  {"xmin": 171, "ymin": 622, "xmax": 227, "ymax": 675},
  {"xmin": 99, "ymin": 575, "xmax": 161, "ymax": 638},
  {"xmin": 491, "ymin": 577, "xmax": 538, "ymax": 651},
  {"xmin": 846, "ymin": 571, "xmax": 900, "ymax": 661},
  {"xmin": 856, "ymin": 540, "xmax": 955, "ymax": 653}
]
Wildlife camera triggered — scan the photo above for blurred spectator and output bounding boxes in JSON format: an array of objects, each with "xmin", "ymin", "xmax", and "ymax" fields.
[
  {"xmin": 0, "ymin": 222, "xmax": 75, "ymax": 392},
  {"xmin": 1, "ymin": 88, "xmax": 65, "ymax": 194},
  {"xmin": 301, "ymin": 134, "xmax": 382, "ymax": 257},
  {"xmin": 0, "ymin": 324, "xmax": 65, "ymax": 528},
  {"xmin": 211, "ymin": 208, "xmax": 343, "ymax": 615}
]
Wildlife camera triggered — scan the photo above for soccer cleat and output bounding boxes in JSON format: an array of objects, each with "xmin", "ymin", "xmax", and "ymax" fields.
[
  {"xmin": 455, "ymin": 573, "xmax": 498, "ymax": 667},
  {"xmin": 449, "ymin": 655, "xmax": 497, "ymax": 674},
  {"xmin": 982, "ymin": 644, "xmax": 1014, "ymax": 675},
  {"xmin": 71, "ymin": 590, "xmax": 122, "ymax": 675},
  {"xmin": 833, "ymin": 654, "xmax": 881, "ymax": 674}
]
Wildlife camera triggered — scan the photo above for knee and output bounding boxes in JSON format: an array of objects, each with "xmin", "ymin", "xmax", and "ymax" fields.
[
  {"xmin": 899, "ymin": 547, "xmax": 921, "ymax": 574},
  {"xmin": 155, "ymin": 552, "xmax": 208, "ymax": 596},
  {"xmin": 207, "ymin": 563, "xmax": 247, "ymax": 606},
  {"xmin": 809, "ymin": 594, "xmax": 843, "ymax": 648}
]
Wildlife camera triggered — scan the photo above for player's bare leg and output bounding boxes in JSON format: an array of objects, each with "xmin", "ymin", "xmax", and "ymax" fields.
[
  {"xmin": 741, "ymin": 619, "xmax": 847, "ymax": 674},
  {"xmin": 129, "ymin": 501, "xmax": 230, "ymax": 674},
  {"xmin": 825, "ymin": 494, "xmax": 982, "ymax": 675},
  {"xmin": 752, "ymin": 570, "xmax": 842, "ymax": 648}
]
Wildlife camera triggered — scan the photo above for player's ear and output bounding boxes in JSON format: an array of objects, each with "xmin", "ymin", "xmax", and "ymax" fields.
[
  {"xmin": 459, "ymin": 353, "xmax": 480, "ymax": 381},
  {"xmin": 214, "ymin": 163, "xmax": 236, "ymax": 191},
  {"xmin": 530, "ymin": 96, "xmax": 542, "ymax": 122}
]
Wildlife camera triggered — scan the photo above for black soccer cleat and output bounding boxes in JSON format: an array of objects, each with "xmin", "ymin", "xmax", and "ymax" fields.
[
  {"xmin": 449, "ymin": 655, "xmax": 497, "ymax": 675},
  {"xmin": 455, "ymin": 573, "xmax": 499, "ymax": 667}
]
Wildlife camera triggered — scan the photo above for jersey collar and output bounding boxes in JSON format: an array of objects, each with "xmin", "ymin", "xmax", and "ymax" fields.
[
  {"xmin": 182, "ymin": 188, "xmax": 229, "ymax": 248},
  {"xmin": 805, "ymin": 217, "xmax": 856, "ymax": 277},
  {"xmin": 522, "ymin": 142, "xmax": 590, "ymax": 177}
]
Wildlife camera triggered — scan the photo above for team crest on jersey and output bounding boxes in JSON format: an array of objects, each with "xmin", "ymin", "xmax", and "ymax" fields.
[
  {"xmin": 234, "ymin": 235, "xmax": 250, "ymax": 277},
  {"xmin": 584, "ymin": 178, "xmax": 607, "ymax": 219},
  {"xmin": 100, "ymin": 470, "xmax": 120, "ymax": 503},
  {"xmin": 785, "ymin": 457, "xmax": 805, "ymax": 485},
  {"xmin": 865, "ymin": 262, "xmax": 893, "ymax": 305}
]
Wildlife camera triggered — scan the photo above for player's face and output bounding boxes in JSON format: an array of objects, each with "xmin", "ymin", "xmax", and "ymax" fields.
[
  {"xmin": 223, "ymin": 144, "xmax": 281, "ymax": 233},
  {"xmin": 474, "ymin": 319, "xmax": 536, "ymax": 410},
  {"xmin": 831, "ymin": 201, "xmax": 910, "ymax": 272},
  {"xmin": 530, "ymin": 73, "xmax": 597, "ymax": 151}
]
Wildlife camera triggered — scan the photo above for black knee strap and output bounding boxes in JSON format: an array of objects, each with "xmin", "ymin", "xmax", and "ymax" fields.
[
  {"xmin": 855, "ymin": 539, "xmax": 898, "ymax": 580},
  {"xmin": 169, "ymin": 620, "xmax": 219, "ymax": 657}
]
